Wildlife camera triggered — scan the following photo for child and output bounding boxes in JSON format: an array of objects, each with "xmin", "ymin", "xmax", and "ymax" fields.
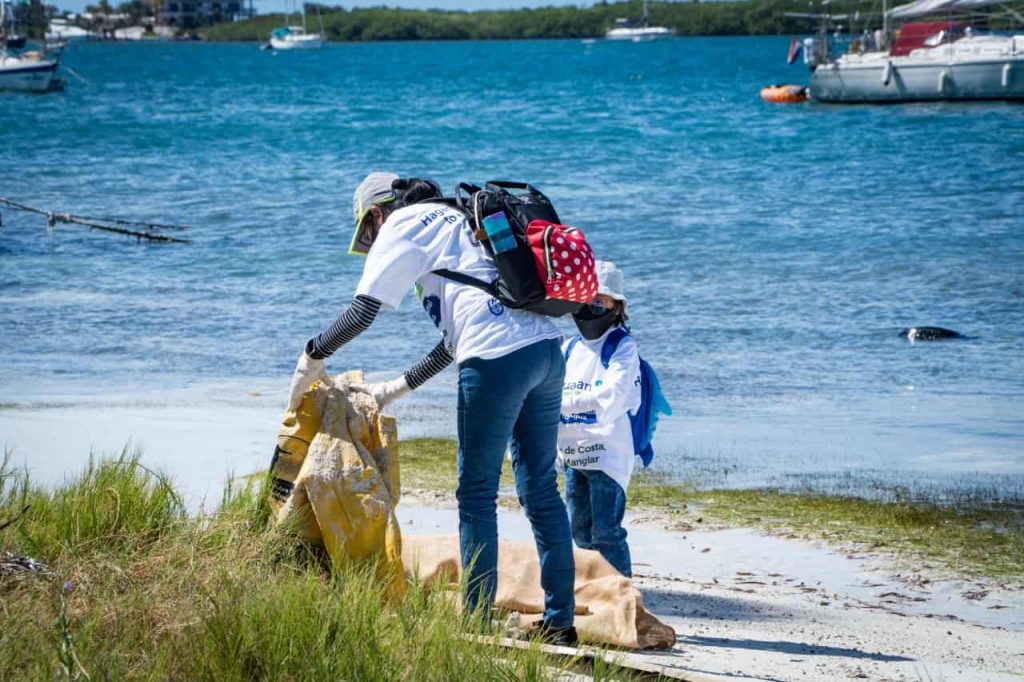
[{"xmin": 558, "ymin": 260, "xmax": 641, "ymax": 577}]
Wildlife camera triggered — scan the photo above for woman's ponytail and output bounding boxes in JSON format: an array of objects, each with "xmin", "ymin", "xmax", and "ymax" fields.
[{"xmin": 391, "ymin": 177, "xmax": 442, "ymax": 208}]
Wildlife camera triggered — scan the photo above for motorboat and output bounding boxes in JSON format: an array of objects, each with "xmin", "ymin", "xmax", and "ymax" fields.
[
  {"xmin": 46, "ymin": 18, "xmax": 96, "ymax": 43},
  {"xmin": 793, "ymin": 0, "xmax": 1024, "ymax": 102},
  {"xmin": 114, "ymin": 26, "xmax": 147, "ymax": 41},
  {"xmin": 605, "ymin": 0, "xmax": 676, "ymax": 41},
  {"xmin": 268, "ymin": 2, "xmax": 323, "ymax": 50}
]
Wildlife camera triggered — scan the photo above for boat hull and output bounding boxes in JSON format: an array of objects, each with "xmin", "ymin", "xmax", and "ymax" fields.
[
  {"xmin": 810, "ymin": 37, "xmax": 1024, "ymax": 103},
  {"xmin": 811, "ymin": 59, "xmax": 1024, "ymax": 102},
  {"xmin": 0, "ymin": 59, "xmax": 60, "ymax": 93},
  {"xmin": 605, "ymin": 27, "xmax": 675, "ymax": 41},
  {"xmin": 269, "ymin": 35, "xmax": 323, "ymax": 50}
]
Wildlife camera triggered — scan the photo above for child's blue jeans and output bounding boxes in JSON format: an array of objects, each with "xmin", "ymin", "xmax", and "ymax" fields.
[
  {"xmin": 456, "ymin": 338, "xmax": 576, "ymax": 627},
  {"xmin": 564, "ymin": 467, "xmax": 632, "ymax": 577}
]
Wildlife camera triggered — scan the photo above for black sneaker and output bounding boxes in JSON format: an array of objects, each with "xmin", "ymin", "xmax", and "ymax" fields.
[{"xmin": 523, "ymin": 620, "xmax": 579, "ymax": 647}]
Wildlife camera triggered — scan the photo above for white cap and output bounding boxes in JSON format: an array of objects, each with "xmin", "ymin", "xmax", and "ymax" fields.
[{"xmin": 595, "ymin": 259, "xmax": 628, "ymax": 321}]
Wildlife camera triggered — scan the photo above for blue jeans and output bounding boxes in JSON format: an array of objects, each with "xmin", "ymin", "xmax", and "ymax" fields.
[
  {"xmin": 564, "ymin": 467, "xmax": 632, "ymax": 578},
  {"xmin": 457, "ymin": 338, "xmax": 575, "ymax": 627}
]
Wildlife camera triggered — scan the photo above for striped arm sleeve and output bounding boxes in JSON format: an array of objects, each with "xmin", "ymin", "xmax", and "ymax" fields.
[
  {"xmin": 305, "ymin": 294, "xmax": 382, "ymax": 360},
  {"xmin": 404, "ymin": 340, "xmax": 454, "ymax": 390}
]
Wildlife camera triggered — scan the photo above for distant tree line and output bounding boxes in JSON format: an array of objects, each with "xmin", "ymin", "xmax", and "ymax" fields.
[
  {"xmin": 203, "ymin": 0, "xmax": 874, "ymax": 42},
  {"xmin": 9, "ymin": 0, "xmax": 50, "ymax": 38}
]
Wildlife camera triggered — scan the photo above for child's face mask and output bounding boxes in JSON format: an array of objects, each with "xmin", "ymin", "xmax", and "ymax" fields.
[{"xmin": 573, "ymin": 305, "xmax": 618, "ymax": 340}]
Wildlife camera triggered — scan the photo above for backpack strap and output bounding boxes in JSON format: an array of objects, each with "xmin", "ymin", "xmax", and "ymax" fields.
[
  {"xmin": 432, "ymin": 269, "xmax": 500, "ymax": 298},
  {"xmin": 599, "ymin": 327, "xmax": 631, "ymax": 369}
]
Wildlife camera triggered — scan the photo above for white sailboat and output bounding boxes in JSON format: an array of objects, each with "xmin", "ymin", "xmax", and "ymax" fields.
[
  {"xmin": 1, "ymin": 0, "xmax": 63, "ymax": 92},
  {"xmin": 797, "ymin": 0, "xmax": 1024, "ymax": 102},
  {"xmin": 605, "ymin": 0, "xmax": 676, "ymax": 41},
  {"xmin": 268, "ymin": 2, "xmax": 323, "ymax": 50}
]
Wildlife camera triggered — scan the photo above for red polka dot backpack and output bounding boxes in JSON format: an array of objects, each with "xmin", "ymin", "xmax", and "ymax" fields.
[{"xmin": 526, "ymin": 220, "xmax": 597, "ymax": 306}]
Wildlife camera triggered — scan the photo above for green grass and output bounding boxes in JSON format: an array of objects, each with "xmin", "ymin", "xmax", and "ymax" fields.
[
  {"xmin": 7, "ymin": 440, "xmax": 1019, "ymax": 680},
  {"xmin": 400, "ymin": 438, "xmax": 515, "ymax": 494},
  {"xmin": 399, "ymin": 439, "xmax": 1024, "ymax": 583},
  {"xmin": 0, "ymin": 451, "xmax": 641, "ymax": 681}
]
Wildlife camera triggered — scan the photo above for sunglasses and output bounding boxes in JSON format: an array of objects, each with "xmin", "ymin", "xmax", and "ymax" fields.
[{"xmin": 588, "ymin": 301, "xmax": 611, "ymax": 315}]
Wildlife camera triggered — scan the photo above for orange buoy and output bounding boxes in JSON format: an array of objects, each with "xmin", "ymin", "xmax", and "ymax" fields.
[{"xmin": 760, "ymin": 84, "xmax": 808, "ymax": 103}]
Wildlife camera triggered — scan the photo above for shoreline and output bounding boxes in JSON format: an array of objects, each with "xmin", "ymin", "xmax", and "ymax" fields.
[
  {"xmin": 398, "ymin": 496, "xmax": 1024, "ymax": 679},
  {"xmin": 3, "ymin": 397, "xmax": 1021, "ymax": 579},
  {"xmin": 400, "ymin": 486, "xmax": 1024, "ymax": 629},
  {"xmin": 400, "ymin": 437, "xmax": 1024, "ymax": 584},
  {"xmin": 5, "ymin": 451, "xmax": 1020, "ymax": 680},
  {"xmin": 4, "ymin": 371, "xmax": 1019, "ymax": 508},
  {"xmin": 2, "ymin": 403, "xmax": 1022, "ymax": 678}
]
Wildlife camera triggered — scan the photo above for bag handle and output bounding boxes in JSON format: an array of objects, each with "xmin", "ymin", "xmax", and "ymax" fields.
[
  {"xmin": 454, "ymin": 182, "xmax": 481, "ymax": 211},
  {"xmin": 484, "ymin": 180, "xmax": 539, "ymax": 195},
  {"xmin": 453, "ymin": 182, "xmax": 488, "ymax": 241}
]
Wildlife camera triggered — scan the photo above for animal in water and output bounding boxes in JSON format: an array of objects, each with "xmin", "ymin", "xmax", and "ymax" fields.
[{"xmin": 899, "ymin": 326, "xmax": 964, "ymax": 342}]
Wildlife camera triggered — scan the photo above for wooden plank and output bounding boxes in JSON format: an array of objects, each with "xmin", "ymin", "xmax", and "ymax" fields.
[{"xmin": 463, "ymin": 634, "xmax": 717, "ymax": 681}]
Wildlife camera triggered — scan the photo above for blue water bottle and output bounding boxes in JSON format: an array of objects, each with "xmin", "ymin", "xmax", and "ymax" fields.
[{"xmin": 481, "ymin": 211, "xmax": 517, "ymax": 254}]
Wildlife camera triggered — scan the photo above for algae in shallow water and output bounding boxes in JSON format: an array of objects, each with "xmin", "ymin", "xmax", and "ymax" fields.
[{"xmin": 397, "ymin": 439, "xmax": 1024, "ymax": 582}]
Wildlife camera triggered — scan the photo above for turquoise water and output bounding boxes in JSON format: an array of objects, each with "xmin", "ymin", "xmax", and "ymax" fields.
[{"xmin": 2, "ymin": 39, "xmax": 1022, "ymax": 499}]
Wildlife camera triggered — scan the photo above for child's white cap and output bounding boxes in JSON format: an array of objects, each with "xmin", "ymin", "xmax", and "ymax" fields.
[{"xmin": 595, "ymin": 260, "xmax": 628, "ymax": 321}]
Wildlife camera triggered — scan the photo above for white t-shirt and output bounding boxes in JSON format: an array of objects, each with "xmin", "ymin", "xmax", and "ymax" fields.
[
  {"xmin": 355, "ymin": 201, "xmax": 561, "ymax": 365},
  {"xmin": 557, "ymin": 328, "xmax": 642, "ymax": 492}
]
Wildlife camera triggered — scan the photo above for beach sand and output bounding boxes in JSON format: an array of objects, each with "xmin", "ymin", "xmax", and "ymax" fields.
[
  {"xmin": 4, "ymin": 398, "xmax": 1022, "ymax": 681},
  {"xmin": 401, "ymin": 499, "xmax": 1024, "ymax": 681}
]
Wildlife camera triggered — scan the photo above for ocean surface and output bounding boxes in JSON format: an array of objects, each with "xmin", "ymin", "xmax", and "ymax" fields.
[{"xmin": 2, "ymin": 38, "xmax": 1022, "ymax": 503}]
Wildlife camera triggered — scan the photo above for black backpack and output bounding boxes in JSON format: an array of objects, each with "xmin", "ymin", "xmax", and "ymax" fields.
[{"xmin": 433, "ymin": 181, "xmax": 584, "ymax": 317}]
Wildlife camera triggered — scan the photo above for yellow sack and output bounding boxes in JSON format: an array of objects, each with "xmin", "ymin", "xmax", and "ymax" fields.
[{"xmin": 269, "ymin": 371, "xmax": 405, "ymax": 599}]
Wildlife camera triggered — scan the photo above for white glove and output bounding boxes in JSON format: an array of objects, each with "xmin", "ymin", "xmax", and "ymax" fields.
[
  {"xmin": 359, "ymin": 375, "xmax": 411, "ymax": 410},
  {"xmin": 287, "ymin": 350, "xmax": 325, "ymax": 413}
]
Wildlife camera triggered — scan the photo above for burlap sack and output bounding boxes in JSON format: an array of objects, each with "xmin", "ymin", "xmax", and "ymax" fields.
[
  {"xmin": 270, "ymin": 372, "xmax": 405, "ymax": 599},
  {"xmin": 403, "ymin": 534, "xmax": 676, "ymax": 649}
]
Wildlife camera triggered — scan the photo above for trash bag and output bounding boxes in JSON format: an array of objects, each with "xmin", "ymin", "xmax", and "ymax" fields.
[{"xmin": 269, "ymin": 371, "xmax": 405, "ymax": 599}]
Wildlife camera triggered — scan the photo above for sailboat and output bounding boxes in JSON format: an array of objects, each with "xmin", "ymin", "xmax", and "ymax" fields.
[
  {"xmin": 793, "ymin": 0, "xmax": 1024, "ymax": 102},
  {"xmin": 605, "ymin": 0, "xmax": 676, "ymax": 41},
  {"xmin": 0, "ymin": 0, "xmax": 63, "ymax": 92},
  {"xmin": 268, "ymin": 1, "xmax": 323, "ymax": 50}
]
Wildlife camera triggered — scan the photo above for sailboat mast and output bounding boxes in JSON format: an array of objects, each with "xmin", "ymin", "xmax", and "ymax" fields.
[
  {"xmin": 642, "ymin": 0, "xmax": 649, "ymax": 27},
  {"xmin": 882, "ymin": 0, "xmax": 889, "ymax": 39}
]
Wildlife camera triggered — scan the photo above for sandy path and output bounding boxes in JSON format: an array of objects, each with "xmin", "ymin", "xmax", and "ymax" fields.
[{"xmin": 399, "ymin": 499, "xmax": 1024, "ymax": 681}]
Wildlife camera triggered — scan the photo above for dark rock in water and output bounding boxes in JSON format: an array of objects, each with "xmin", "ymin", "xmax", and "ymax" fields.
[{"xmin": 900, "ymin": 326, "xmax": 964, "ymax": 341}]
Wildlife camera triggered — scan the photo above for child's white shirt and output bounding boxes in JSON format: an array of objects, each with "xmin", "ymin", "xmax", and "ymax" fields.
[{"xmin": 557, "ymin": 327, "xmax": 642, "ymax": 492}]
